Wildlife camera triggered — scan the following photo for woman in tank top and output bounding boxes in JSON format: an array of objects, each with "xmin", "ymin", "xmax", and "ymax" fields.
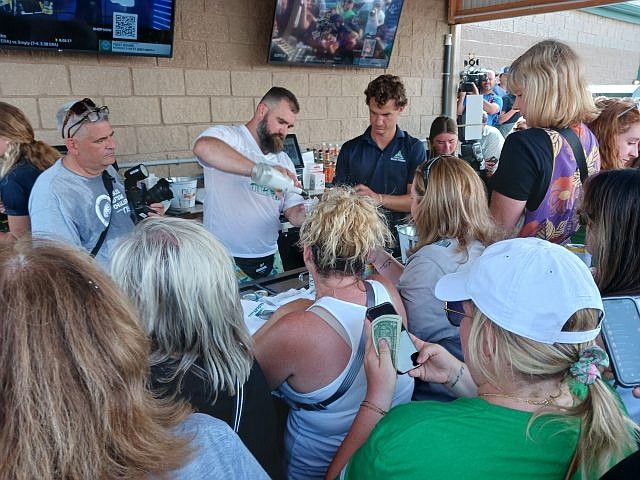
[{"xmin": 254, "ymin": 187, "xmax": 413, "ymax": 480}]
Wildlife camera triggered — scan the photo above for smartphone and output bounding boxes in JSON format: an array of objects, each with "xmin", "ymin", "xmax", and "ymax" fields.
[
  {"xmin": 366, "ymin": 302, "xmax": 420, "ymax": 374},
  {"xmin": 601, "ymin": 297, "xmax": 640, "ymax": 388}
]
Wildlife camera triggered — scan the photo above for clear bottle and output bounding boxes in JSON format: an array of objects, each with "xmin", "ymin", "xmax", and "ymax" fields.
[{"xmin": 251, "ymin": 163, "xmax": 302, "ymax": 194}]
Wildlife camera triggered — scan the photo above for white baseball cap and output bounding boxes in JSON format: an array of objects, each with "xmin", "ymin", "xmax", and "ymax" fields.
[{"xmin": 434, "ymin": 237, "xmax": 603, "ymax": 344}]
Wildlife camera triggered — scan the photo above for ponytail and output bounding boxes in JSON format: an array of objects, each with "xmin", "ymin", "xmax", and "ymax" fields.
[{"xmin": 20, "ymin": 140, "xmax": 59, "ymax": 171}]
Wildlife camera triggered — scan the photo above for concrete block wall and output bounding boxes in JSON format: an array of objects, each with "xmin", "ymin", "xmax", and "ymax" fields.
[
  {"xmin": 460, "ymin": 10, "xmax": 640, "ymax": 85},
  {"xmin": 0, "ymin": 0, "xmax": 449, "ymax": 177}
]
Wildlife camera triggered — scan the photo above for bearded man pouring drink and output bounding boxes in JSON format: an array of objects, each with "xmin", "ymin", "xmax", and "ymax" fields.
[{"xmin": 194, "ymin": 87, "xmax": 306, "ymax": 282}]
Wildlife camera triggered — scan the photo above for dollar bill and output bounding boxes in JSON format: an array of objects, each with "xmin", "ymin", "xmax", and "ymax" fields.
[{"xmin": 371, "ymin": 314, "xmax": 402, "ymax": 369}]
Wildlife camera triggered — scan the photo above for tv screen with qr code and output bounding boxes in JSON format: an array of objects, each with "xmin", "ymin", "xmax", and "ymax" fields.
[
  {"xmin": 0, "ymin": 0, "xmax": 175, "ymax": 57},
  {"xmin": 268, "ymin": 0, "xmax": 405, "ymax": 69}
]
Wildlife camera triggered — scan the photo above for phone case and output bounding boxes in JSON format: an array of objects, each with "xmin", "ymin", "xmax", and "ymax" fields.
[{"xmin": 601, "ymin": 297, "xmax": 640, "ymax": 388}]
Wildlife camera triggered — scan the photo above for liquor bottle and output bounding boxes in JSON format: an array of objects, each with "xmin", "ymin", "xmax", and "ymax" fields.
[{"xmin": 251, "ymin": 163, "xmax": 303, "ymax": 194}]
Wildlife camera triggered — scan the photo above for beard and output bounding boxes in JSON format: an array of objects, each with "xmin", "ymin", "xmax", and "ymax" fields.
[{"xmin": 257, "ymin": 118, "xmax": 285, "ymax": 154}]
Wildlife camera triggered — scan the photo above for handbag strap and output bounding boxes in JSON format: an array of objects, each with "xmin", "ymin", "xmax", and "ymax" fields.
[
  {"xmin": 232, "ymin": 379, "xmax": 244, "ymax": 433},
  {"xmin": 293, "ymin": 281, "xmax": 376, "ymax": 412},
  {"xmin": 90, "ymin": 170, "xmax": 114, "ymax": 258},
  {"xmin": 554, "ymin": 127, "xmax": 588, "ymax": 184}
]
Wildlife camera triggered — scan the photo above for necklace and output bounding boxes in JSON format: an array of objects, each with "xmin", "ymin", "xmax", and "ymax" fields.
[{"xmin": 480, "ymin": 392, "xmax": 557, "ymax": 407}]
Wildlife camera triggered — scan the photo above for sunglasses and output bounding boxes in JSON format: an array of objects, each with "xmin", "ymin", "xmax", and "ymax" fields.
[
  {"xmin": 419, "ymin": 155, "xmax": 445, "ymax": 192},
  {"xmin": 62, "ymin": 98, "xmax": 109, "ymax": 139},
  {"xmin": 444, "ymin": 300, "xmax": 473, "ymax": 327},
  {"xmin": 616, "ymin": 101, "xmax": 639, "ymax": 119}
]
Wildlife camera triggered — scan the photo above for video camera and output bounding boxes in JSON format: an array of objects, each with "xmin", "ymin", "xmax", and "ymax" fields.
[
  {"xmin": 124, "ymin": 164, "xmax": 173, "ymax": 223},
  {"xmin": 459, "ymin": 54, "xmax": 488, "ymax": 93},
  {"xmin": 460, "ymin": 141, "xmax": 485, "ymax": 173}
]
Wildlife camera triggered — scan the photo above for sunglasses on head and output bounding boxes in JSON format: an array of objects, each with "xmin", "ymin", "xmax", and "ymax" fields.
[
  {"xmin": 616, "ymin": 100, "xmax": 640, "ymax": 119},
  {"xmin": 444, "ymin": 300, "xmax": 473, "ymax": 327},
  {"xmin": 420, "ymin": 155, "xmax": 445, "ymax": 192},
  {"xmin": 62, "ymin": 98, "xmax": 109, "ymax": 139}
]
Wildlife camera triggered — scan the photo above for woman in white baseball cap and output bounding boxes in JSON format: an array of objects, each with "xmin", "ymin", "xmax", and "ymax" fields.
[{"xmin": 328, "ymin": 237, "xmax": 638, "ymax": 479}]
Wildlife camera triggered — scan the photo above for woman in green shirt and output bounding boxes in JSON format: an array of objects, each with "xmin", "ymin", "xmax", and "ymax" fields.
[{"xmin": 328, "ymin": 238, "xmax": 638, "ymax": 480}]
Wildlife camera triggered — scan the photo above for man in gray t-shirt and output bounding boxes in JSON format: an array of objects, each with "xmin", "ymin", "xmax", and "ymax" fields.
[{"xmin": 29, "ymin": 98, "xmax": 162, "ymax": 268}]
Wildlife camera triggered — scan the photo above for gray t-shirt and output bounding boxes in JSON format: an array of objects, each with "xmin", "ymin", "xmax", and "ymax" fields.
[
  {"xmin": 397, "ymin": 238, "xmax": 484, "ymax": 401},
  {"xmin": 168, "ymin": 413, "xmax": 269, "ymax": 480},
  {"xmin": 29, "ymin": 159, "xmax": 134, "ymax": 268}
]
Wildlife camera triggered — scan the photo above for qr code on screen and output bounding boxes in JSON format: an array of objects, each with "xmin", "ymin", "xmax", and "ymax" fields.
[{"xmin": 113, "ymin": 12, "xmax": 138, "ymax": 40}]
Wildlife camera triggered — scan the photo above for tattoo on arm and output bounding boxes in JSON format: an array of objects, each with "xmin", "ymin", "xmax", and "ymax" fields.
[{"xmin": 380, "ymin": 258, "xmax": 393, "ymax": 270}]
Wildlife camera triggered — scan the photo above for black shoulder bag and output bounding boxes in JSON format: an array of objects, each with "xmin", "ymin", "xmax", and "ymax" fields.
[
  {"xmin": 554, "ymin": 127, "xmax": 588, "ymax": 184},
  {"xmin": 90, "ymin": 170, "xmax": 114, "ymax": 258}
]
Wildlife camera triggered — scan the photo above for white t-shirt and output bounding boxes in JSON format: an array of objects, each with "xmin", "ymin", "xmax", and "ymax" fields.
[
  {"xmin": 481, "ymin": 124, "xmax": 505, "ymax": 165},
  {"xmin": 196, "ymin": 124, "xmax": 304, "ymax": 258}
]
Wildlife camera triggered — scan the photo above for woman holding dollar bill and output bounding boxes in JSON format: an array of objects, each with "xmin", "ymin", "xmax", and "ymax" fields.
[
  {"xmin": 328, "ymin": 238, "xmax": 638, "ymax": 479},
  {"xmin": 254, "ymin": 187, "xmax": 413, "ymax": 480},
  {"xmin": 369, "ymin": 155, "xmax": 498, "ymax": 401}
]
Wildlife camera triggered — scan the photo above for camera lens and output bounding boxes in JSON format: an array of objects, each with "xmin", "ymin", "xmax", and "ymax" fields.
[{"xmin": 144, "ymin": 178, "xmax": 173, "ymax": 204}]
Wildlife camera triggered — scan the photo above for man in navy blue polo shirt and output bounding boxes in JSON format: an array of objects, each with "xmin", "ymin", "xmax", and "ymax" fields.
[{"xmin": 334, "ymin": 74, "xmax": 425, "ymax": 255}]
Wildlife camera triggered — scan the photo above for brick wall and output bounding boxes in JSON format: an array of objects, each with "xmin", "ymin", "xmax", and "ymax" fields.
[
  {"xmin": 461, "ymin": 10, "xmax": 640, "ymax": 84},
  {"xmin": 0, "ymin": 0, "xmax": 449, "ymax": 176}
]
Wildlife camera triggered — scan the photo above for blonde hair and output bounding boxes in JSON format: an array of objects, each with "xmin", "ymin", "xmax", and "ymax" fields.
[
  {"xmin": 0, "ymin": 102, "xmax": 59, "ymax": 177},
  {"xmin": 0, "ymin": 238, "xmax": 191, "ymax": 480},
  {"xmin": 466, "ymin": 307, "xmax": 639, "ymax": 477},
  {"xmin": 412, "ymin": 156, "xmax": 500, "ymax": 254},
  {"xmin": 111, "ymin": 217, "xmax": 253, "ymax": 399},
  {"xmin": 588, "ymin": 98, "xmax": 640, "ymax": 170},
  {"xmin": 299, "ymin": 186, "xmax": 393, "ymax": 277},
  {"xmin": 509, "ymin": 40, "xmax": 596, "ymax": 129}
]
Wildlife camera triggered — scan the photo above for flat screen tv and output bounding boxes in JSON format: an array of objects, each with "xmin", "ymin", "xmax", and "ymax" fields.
[
  {"xmin": 269, "ymin": 0, "xmax": 404, "ymax": 68},
  {"xmin": 0, "ymin": 0, "xmax": 175, "ymax": 57}
]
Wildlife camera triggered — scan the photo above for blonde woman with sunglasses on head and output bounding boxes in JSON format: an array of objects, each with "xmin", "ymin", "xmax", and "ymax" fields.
[
  {"xmin": 0, "ymin": 102, "xmax": 58, "ymax": 239},
  {"xmin": 369, "ymin": 155, "xmax": 499, "ymax": 401},
  {"xmin": 328, "ymin": 238, "xmax": 638, "ymax": 480}
]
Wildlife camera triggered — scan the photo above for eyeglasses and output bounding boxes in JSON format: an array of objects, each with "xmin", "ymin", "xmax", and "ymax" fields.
[
  {"xmin": 61, "ymin": 98, "xmax": 109, "ymax": 139},
  {"xmin": 419, "ymin": 155, "xmax": 445, "ymax": 192},
  {"xmin": 444, "ymin": 300, "xmax": 473, "ymax": 327}
]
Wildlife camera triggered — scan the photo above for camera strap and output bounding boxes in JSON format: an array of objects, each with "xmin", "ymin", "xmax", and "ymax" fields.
[
  {"xmin": 90, "ymin": 170, "xmax": 114, "ymax": 258},
  {"xmin": 554, "ymin": 127, "xmax": 588, "ymax": 184}
]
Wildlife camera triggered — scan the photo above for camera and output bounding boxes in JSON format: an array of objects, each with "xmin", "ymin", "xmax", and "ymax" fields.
[
  {"xmin": 459, "ymin": 54, "xmax": 488, "ymax": 93},
  {"xmin": 460, "ymin": 140, "xmax": 485, "ymax": 174},
  {"xmin": 124, "ymin": 164, "xmax": 173, "ymax": 223}
]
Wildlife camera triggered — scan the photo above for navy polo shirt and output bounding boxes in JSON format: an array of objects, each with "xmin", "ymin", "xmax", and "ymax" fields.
[{"xmin": 334, "ymin": 126, "xmax": 425, "ymax": 197}]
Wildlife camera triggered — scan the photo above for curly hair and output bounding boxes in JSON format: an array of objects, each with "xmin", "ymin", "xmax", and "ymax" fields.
[
  {"xmin": 364, "ymin": 74, "xmax": 408, "ymax": 108},
  {"xmin": 298, "ymin": 186, "xmax": 393, "ymax": 277}
]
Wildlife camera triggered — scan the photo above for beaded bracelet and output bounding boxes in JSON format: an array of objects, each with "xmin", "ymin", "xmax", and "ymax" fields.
[{"xmin": 361, "ymin": 400, "xmax": 387, "ymax": 416}]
